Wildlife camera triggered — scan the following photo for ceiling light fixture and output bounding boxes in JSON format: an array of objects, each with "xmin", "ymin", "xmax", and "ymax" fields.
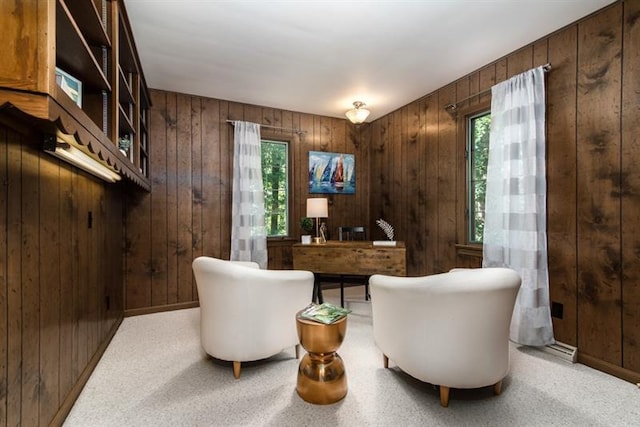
[{"xmin": 345, "ymin": 101, "xmax": 370, "ymax": 124}]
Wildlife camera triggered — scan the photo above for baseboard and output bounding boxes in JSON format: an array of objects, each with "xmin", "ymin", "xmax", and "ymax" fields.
[
  {"xmin": 542, "ymin": 341, "xmax": 578, "ymax": 363},
  {"xmin": 50, "ymin": 316, "xmax": 123, "ymax": 427},
  {"xmin": 578, "ymin": 353, "xmax": 640, "ymax": 384},
  {"xmin": 124, "ymin": 301, "xmax": 199, "ymax": 317}
]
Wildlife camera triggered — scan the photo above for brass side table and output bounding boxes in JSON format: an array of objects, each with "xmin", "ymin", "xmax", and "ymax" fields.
[{"xmin": 295, "ymin": 314, "xmax": 348, "ymax": 404}]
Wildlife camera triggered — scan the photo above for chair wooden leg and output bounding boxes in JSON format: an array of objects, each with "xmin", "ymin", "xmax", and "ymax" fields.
[
  {"xmin": 295, "ymin": 344, "xmax": 300, "ymax": 359},
  {"xmin": 493, "ymin": 380, "xmax": 503, "ymax": 395},
  {"xmin": 383, "ymin": 354, "xmax": 389, "ymax": 368},
  {"xmin": 440, "ymin": 386, "xmax": 450, "ymax": 407},
  {"xmin": 340, "ymin": 278, "xmax": 345, "ymax": 307},
  {"xmin": 233, "ymin": 361, "xmax": 241, "ymax": 379}
]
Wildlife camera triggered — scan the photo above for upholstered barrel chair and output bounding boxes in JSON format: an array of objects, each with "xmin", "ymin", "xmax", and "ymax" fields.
[
  {"xmin": 192, "ymin": 256, "xmax": 314, "ymax": 378},
  {"xmin": 369, "ymin": 267, "xmax": 521, "ymax": 407}
]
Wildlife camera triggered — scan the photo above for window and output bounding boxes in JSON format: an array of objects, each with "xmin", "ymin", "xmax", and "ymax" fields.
[
  {"xmin": 467, "ymin": 111, "xmax": 491, "ymax": 244},
  {"xmin": 261, "ymin": 139, "xmax": 289, "ymax": 237}
]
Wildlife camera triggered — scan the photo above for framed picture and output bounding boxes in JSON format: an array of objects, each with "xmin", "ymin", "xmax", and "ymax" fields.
[
  {"xmin": 55, "ymin": 67, "xmax": 82, "ymax": 107},
  {"xmin": 308, "ymin": 151, "xmax": 355, "ymax": 194}
]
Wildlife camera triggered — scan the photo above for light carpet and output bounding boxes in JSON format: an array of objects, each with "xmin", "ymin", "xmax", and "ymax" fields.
[{"xmin": 64, "ymin": 289, "xmax": 640, "ymax": 426}]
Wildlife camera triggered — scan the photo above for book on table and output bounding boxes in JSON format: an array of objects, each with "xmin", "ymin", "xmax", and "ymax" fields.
[{"xmin": 299, "ymin": 303, "xmax": 351, "ymax": 324}]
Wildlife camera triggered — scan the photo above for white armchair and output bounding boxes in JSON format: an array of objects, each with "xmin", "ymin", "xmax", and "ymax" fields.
[
  {"xmin": 369, "ymin": 267, "xmax": 521, "ymax": 407},
  {"xmin": 192, "ymin": 256, "xmax": 314, "ymax": 378}
]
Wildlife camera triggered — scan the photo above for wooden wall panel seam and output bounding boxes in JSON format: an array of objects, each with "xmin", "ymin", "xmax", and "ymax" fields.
[
  {"xmin": 620, "ymin": 0, "xmax": 640, "ymax": 372},
  {"xmin": 0, "ymin": 127, "xmax": 7, "ymax": 425}
]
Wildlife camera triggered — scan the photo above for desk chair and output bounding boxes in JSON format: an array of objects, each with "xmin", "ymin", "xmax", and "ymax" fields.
[
  {"xmin": 336, "ymin": 226, "xmax": 369, "ymax": 306},
  {"xmin": 338, "ymin": 226, "xmax": 367, "ymax": 241}
]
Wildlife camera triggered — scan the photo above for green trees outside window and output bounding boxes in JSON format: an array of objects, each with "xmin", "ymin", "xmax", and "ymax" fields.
[
  {"xmin": 261, "ymin": 140, "xmax": 289, "ymax": 237},
  {"xmin": 468, "ymin": 112, "xmax": 491, "ymax": 244}
]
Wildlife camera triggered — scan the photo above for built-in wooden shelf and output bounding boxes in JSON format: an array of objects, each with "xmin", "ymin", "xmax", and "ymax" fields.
[
  {"xmin": 56, "ymin": 0, "xmax": 110, "ymax": 91},
  {"xmin": 0, "ymin": 0, "xmax": 151, "ymax": 189}
]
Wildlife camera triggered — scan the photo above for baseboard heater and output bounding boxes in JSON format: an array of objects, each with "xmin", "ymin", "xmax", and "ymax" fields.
[{"xmin": 542, "ymin": 341, "xmax": 578, "ymax": 363}]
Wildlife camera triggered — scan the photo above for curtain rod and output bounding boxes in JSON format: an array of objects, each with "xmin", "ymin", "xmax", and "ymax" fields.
[
  {"xmin": 226, "ymin": 120, "xmax": 306, "ymax": 135},
  {"xmin": 444, "ymin": 63, "xmax": 551, "ymax": 112}
]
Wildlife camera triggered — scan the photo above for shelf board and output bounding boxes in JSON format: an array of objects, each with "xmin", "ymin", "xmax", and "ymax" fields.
[
  {"xmin": 117, "ymin": 1, "xmax": 152, "ymax": 107},
  {"xmin": 139, "ymin": 129, "xmax": 148, "ymax": 152},
  {"xmin": 62, "ymin": 0, "xmax": 111, "ymax": 48},
  {"xmin": 118, "ymin": 104, "xmax": 135, "ymax": 135},
  {"xmin": 139, "ymin": 119, "xmax": 148, "ymax": 134},
  {"xmin": 56, "ymin": 0, "xmax": 110, "ymax": 91},
  {"xmin": 118, "ymin": 67, "xmax": 135, "ymax": 105},
  {"xmin": 139, "ymin": 142, "xmax": 148, "ymax": 157},
  {"xmin": 140, "ymin": 84, "xmax": 151, "ymax": 109},
  {"xmin": 118, "ymin": 13, "xmax": 137, "ymax": 73}
]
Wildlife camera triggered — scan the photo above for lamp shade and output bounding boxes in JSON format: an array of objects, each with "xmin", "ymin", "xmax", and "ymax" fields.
[
  {"xmin": 345, "ymin": 101, "xmax": 370, "ymax": 124},
  {"xmin": 306, "ymin": 198, "xmax": 328, "ymax": 218}
]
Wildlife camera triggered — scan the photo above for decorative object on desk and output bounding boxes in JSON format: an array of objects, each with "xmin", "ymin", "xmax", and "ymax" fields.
[
  {"xmin": 308, "ymin": 151, "xmax": 355, "ymax": 194},
  {"xmin": 376, "ymin": 218, "xmax": 395, "ymax": 240},
  {"xmin": 319, "ymin": 222, "xmax": 328, "ymax": 243},
  {"xmin": 306, "ymin": 198, "xmax": 328, "ymax": 244},
  {"xmin": 55, "ymin": 67, "xmax": 82, "ymax": 107},
  {"xmin": 299, "ymin": 303, "xmax": 351, "ymax": 325},
  {"xmin": 300, "ymin": 217, "xmax": 313, "ymax": 244},
  {"xmin": 374, "ymin": 218, "xmax": 396, "ymax": 246},
  {"xmin": 300, "ymin": 217, "xmax": 313, "ymax": 233},
  {"xmin": 118, "ymin": 135, "xmax": 131, "ymax": 155}
]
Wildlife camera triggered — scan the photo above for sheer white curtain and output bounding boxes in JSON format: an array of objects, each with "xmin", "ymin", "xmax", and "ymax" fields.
[
  {"xmin": 230, "ymin": 121, "xmax": 268, "ymax": 269},
  {"xmin": 483, "ymin": 66, "xmax": 554, "ymax": 346}
]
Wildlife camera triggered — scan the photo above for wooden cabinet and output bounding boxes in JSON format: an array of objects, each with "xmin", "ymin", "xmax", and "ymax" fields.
[{"xmin": 0, "ymin": 0, "xmax": 151, "ymax": 189}]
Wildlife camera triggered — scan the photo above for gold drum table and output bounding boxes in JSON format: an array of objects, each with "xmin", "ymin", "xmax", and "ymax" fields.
[{"xmin": 295, "ymin": 313, "xmax": 347, "ymax": 404}]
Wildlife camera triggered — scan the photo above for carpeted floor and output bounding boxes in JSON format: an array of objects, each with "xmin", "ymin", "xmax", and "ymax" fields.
[{"xmin": 64, "ymin": 287, "xmax": 640, "ymax": 426}]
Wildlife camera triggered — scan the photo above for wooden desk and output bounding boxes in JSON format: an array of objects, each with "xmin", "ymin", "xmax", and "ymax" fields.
[{"xmin": 292, "ymin": 241, "xmax": 407, "ymax": 304}]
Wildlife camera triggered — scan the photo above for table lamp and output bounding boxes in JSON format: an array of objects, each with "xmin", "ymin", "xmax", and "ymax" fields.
[{"xmin": 306, "ymin": 198, "xmax": 328, "ymax": 244}]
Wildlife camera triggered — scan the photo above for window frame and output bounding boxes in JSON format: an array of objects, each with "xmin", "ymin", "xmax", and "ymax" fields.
[
  {"xmin": 455, "ymin": 100, "xmax": 491, "ymax": 254},
  {"xmin": 261, "ymin": 137, "xmax": 292, "ymax": 238},
  {"xmin": 466, "ymin": 109, "xmax": 491, "ymax": 245}
]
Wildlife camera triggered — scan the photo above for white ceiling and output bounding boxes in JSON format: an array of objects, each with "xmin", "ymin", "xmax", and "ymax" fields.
[{"xmin": 125, "ymin": 0, "xmax": 614, "ymax": 122}]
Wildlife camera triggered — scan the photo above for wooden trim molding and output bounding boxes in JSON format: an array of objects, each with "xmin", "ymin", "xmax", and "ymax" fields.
[
  {"xmin": 49, "ymin": 317, "xmax": 124, "ymax": 427},
  {"xmin": 578, "ymin": 353, "xmax": 640, "ymax": 384},
  {"xmin": 455, "ymin": 243, "xmax": 483, "ymax": 258},
  {"xmin": 0, "ymin": 89, "xmax": 150, "ymax": 190},
  {"xmin": 125, "ymin": 301, "xmax": 200, "ymax": 317}
]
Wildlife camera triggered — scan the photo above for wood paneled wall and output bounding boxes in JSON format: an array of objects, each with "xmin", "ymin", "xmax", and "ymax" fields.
[
  {"xmin": 0, "ymin": 123, "xmax": 124, "ymax": 426},
  {"xmin": 123, "ymin": 92, "xmax": 366, "ymax": 312},
  {"xmin": 123, "ymin": 0, "xmax": 638, "ymax": 382},
  {"xmin": 367, "ymin": 0, "xmax": 639, "ymax": 382}
]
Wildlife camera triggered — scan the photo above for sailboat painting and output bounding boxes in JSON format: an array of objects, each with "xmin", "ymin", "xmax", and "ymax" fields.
[{"xmin": 308, "ymin": 151, "xmax": 355, "ymax": 194}]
